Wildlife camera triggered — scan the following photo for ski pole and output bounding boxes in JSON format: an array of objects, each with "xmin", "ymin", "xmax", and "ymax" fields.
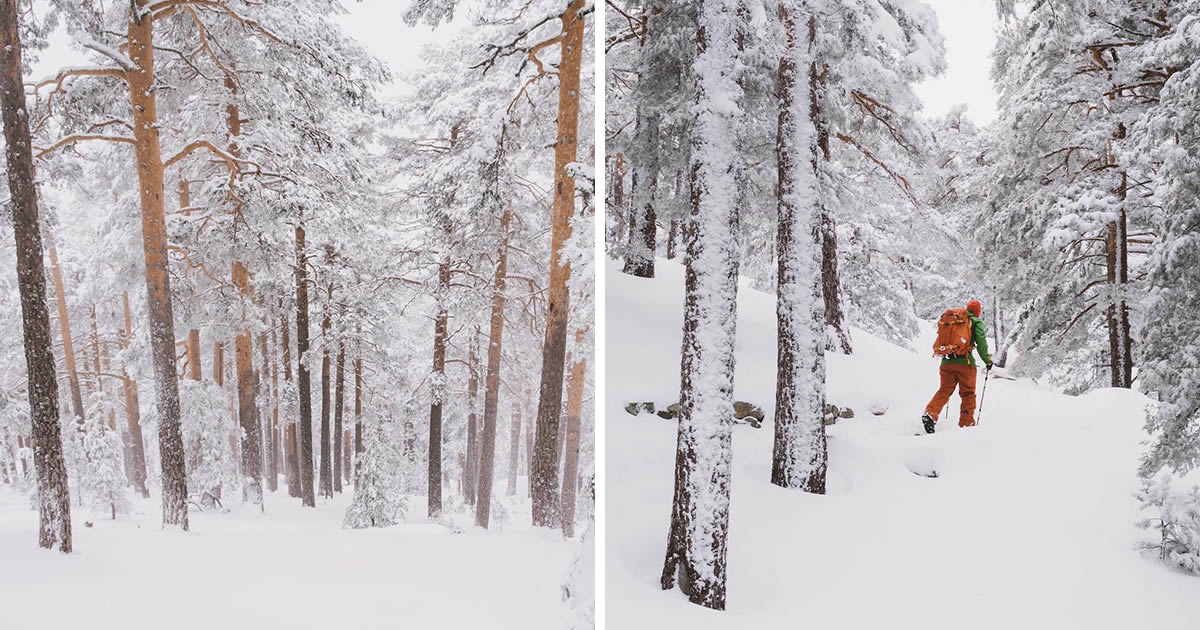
[{"xmin": 977, "ymin": 366, "xmax": 991, "ymax": 425}]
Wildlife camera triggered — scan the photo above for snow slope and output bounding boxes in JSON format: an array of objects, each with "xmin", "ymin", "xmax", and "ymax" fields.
[
  {"xmin": 607, "ymin": 258, "xmax": 1200, "ymax": 629},
  {"xmin": 0, "ymin": 491, "xmax": 573, "ymax": 629}
]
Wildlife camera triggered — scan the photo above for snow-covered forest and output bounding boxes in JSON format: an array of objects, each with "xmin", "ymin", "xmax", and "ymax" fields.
[
  {"xmin": 606, "ymin": 0, "xmax": 1200, "ymax": 620},
  {"xmin": 0, "ymin": 1, "xmax": 593, "ymax": 627}
]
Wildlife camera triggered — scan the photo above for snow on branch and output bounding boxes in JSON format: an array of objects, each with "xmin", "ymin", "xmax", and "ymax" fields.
[
  {"xmin": 471, "ymin": 3, "xmax": 594, "ymax": 77},
  {"xmin": 35, "ymin": 134, "xmax": 136, "ymax": 159},
  {"xmin": 149, "ymin": 0, "xmax": 282, "ymax": 44},
  {"xmin": 79, "ymin": 37, "xmax": 136, "ymax": 72},
  {"xmin": 834, "ymin": 132, "xmax": 917, "ymax": 207}
]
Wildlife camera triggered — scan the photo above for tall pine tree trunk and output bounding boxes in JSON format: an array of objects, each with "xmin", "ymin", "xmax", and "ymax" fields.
[
  {"xmin": 476, "ymin": 206, "xmax": 511, "ymax": 529},
  {"xmin": 622, "ymin": 108, "xmax": 659, "ymax": 278},
  {"xmin": 560, "ymin": 342, "xmax": 586, "ymax": 538},
  {"xmin": 531, "ymin": 0, "xmax": 587, "ymax": 528},
  {"xmin": 771, "ymin": 7, "xmax": 828, "ymax": 493},
  {"xmin": 319, "ymin": 303, "xmax": 332, "ymax": 499},
  {"xmin": 465, "ymin": 330, "xmax": 480, "ymax": 505},
  {"xmin": 48, "ymin": 247, "xmax": 84, "ymax": 423},
  {"xmin": 333, "ymin": 342, "xmax": 345, "ymax": 493},
  {"xmin": 294, "ymin": 223, "xmax": 316, "ymax": 507},
  {"xmin": 267, "ymin": 329, "xmax": 279, "ymax": 492},
  {"xmin": 128, "ymin": 3, "xmax": 188, "ymax": 528},
  {"xmin": 1, "ymin": 3, "xmax": 73, "ymax": 550},
  {"xmin": 660, "ymin": 0, "xmax": 741, "ymax": 610},
  {"xmin": 427, "ymin": 256, "xmax": 450, "ymax": 518},
  {"xmin": 234, "ymin": 262, "xmax": 262, "ymax": 506},
  {"xmin": 120, "ymin": 292, "xmax": 149, "ymax": 497},
  {"xmin": 506, "ymin": 409, "xmax": 520, "ymax": 497},
  {"xmin": 354, "ymin": 332, "xmax": 363, "ymax": 470}
]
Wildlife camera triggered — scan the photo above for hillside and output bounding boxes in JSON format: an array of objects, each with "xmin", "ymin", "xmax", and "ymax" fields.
[{"xmin": 606, "ymin": 258, "xmax": 1200, "ymax": 629}]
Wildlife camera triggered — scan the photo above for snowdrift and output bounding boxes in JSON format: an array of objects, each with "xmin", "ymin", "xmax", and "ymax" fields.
[{"xmin": 606, "ymin": 258, "xmax": 1200, "ymax": 629}]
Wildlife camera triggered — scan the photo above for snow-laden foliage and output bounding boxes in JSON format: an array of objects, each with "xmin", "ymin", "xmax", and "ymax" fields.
[
  {"xmin": 344, "ymin": 406, "xmax": 407, "ymax": 529},
  {"xmin": 179, "ymin": 380, "xmax": 238, "ymax": 508},
  {"xmin": 1137, "ymin": 473, "xmax": 1200, "ymax": 574},
  {"xmin": 77, "ymin": 406, "xmax": 131, "ymax": 519}
]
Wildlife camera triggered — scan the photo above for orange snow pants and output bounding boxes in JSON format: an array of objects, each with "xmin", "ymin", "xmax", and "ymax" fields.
[{"xmin": 924, "ymin": 363, "xmax": 977, "ymax": 427}]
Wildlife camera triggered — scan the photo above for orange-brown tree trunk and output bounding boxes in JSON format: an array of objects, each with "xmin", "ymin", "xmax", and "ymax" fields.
[
  {"xmin": 267, "ymin": 328, "xmax": 279, "ymax": 492},
  {"xmin": 128, "ymin": 3, "xmax": 188, "ymax": 528},
  {"xmin": 476, "ymin": 206, "xmax": 511, "ymax": 529},
  {"xmin": 120, "ymin": 292, "xmax": 149, "ymax": 497},
  {"xmin": 234, "ymin": 262, "xmax": 262, "ymax": 506},
  {"xmin": 464, "ymin": 330, "xmax": 479, "ymax": 505},
  {"xmin": 319, "ymin": 298, "xmax": 332, "ymax": 499},
  {"xmin": 531, "ymin": 0, "xmax": 586, "ymax": 527},
  {"xmin": 560, "ymin": 341, "xmax": 587, "ymax": 538},
  {"xmin": 48, "ymin": 246, "xmax": 84, "ymax": 424}
]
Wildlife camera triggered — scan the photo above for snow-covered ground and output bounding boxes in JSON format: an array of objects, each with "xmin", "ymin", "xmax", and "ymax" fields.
[
  {"xmin": 607, "ymin": 258, "xmax": 1200, "ymax": 629},
  {"xmin": 0, "ymin": 489, "xmax": 574, "ymax": 629}
]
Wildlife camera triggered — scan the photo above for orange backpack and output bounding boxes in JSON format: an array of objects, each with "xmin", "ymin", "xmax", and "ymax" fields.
[{"xmin": 932, "ymin": 307, "xmax": 973, "ymax": 358}]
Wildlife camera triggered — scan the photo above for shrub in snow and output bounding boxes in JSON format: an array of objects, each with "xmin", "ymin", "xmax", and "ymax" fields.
[
  {"xmin": 179, "ymin": 380, "xmax": 238, "ymax": 509},
  {"xmin": 345, "ymin": 409, "xmax": 406, "ymax": 529},
  {"xmin": 1136, "ymin": 473, "xmax": 1200, "ymax": 574},
  {"xmin": 79, "ymin": 412, "xmax": 132, "ymax": 519}
]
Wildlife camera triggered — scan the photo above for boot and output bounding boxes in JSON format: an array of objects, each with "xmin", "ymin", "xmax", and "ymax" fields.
[{"xmin": 921, "ymin": 413, "xmax": 936, "ymax": 434}]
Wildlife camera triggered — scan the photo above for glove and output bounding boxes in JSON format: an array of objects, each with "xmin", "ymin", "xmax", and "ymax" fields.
[{"xmin": 985, "ymin": 361, "xmax": 993, "ymax": 371}]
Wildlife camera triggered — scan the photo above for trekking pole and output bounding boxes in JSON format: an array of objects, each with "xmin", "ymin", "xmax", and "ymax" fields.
[{"xmin": 977, "ymin": 366, "xmax": 991, "ymax": 425}]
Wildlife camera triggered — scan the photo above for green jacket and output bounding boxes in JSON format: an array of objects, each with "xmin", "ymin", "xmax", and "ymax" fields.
[{"xmin": 941, "ymin": 314, "xmax": 991, "ymax": 367}]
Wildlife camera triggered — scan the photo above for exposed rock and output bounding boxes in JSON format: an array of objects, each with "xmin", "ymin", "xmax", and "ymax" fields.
[
  {"xmin": 733, "ymin": 401, "xmax": 764, "ymax": 421},
  {"xmin": 868, "ymin": 400, "xmax": 888, "ymax": 416},
  {"xmin": 839, "ymin": 407, "xmax": 855, "ymax": 419},
  {"xmin": 624, "ymin": 402, "xmax": 656, "ymax": 416}
]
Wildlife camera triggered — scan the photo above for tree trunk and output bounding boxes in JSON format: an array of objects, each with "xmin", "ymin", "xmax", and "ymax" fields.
[
  {"xmin": 0, "ymin": 3, "xmax": 73, "ymax": 550},
  {"xmin": 611, "ymin": 153, "xmax": 626, "ymax": 247},
  {"xmin": 465, "ymin": 329, "xmax": 480, "ymax": 505},
  {"xmin": 333, "ymin": 342, "xmax": 345, "ymax": 493},
  {"xmin": 476, "ymin": 206, "xmax": 511, "ymax": 529},
  {"xmin": 281, "ymin": 311, "xmax": 300, "ymax": 498},
  {"xmin": 319, "ymin": 305, "xmax": 332, "ymax": 499},
  {"xmin": 233, "ymin": 262, "xmax": 262, "ymax": 506},
  {"xmin": 427, "ymin": 256, "xmax": 449, "ymax": 518},
  {"xmin": 770, "ymin": 8, "xmax": 828, "ymax": 493},
  {"xmin": 560, "ymin": 343, "xmax": 586, "ymax": 538},
  {"xmin": 120, "ymin": 293, "xmax": 149, "ymax": 497},
  {"xmin": 128, "ymin": 4, "xmax": 188, "ymax": 529},
  {"xmin": 660, "ymin": 0, "xmax": 741, "ymax": 610},
  {"xmin": 265, "ymin": 329, "xmax": 279, "ymax": 492},
  {"xmin": 821, "ymin": 213, "xmax": 852, "ymax": 354},
  {"xmin": 294, "ymin": 224, "xmax": 316, "ymax": 507},
  {"xmin": 531, "ymin": 0, "xmax": 587, "ymax": 529},
  {"xmin": 525, "ymin": 399, "xmax": 534, "ymax": 498},
  {"xmin": 354, "ymin": 332, "xmax": 363, "ymax": 470},
  {"xmin": 48, "ymin": 247, "xmax": 84, "ymax": 424},
  {"xmin": 623, "ymin": 108, "xmax": 659, "ymax": 278},
  {"xmin": 506, "ymin": 409, "xmax": 520, "ymax": 497}
]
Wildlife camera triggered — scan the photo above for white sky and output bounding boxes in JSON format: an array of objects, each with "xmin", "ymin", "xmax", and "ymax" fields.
[{"xmin": 913, "ymin": 0, "xmax": 999, "ymax": 125}]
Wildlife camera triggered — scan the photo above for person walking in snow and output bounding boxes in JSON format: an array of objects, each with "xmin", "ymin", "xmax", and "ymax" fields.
[{"xmin": 922, "ymin": 299, "xmax": 992, "ymax": 434}]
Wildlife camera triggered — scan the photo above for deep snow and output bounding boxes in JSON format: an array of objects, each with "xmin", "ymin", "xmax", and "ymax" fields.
[
  {"xmin": 0, "ymin": 489, "xmax": 574, "ymax": 629},
  {"xmin": 606, "ymin": 258, "xmax": 1200, "ymax": 629}
]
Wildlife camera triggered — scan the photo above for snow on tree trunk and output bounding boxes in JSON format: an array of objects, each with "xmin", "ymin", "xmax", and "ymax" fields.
[
  {"xmin": 354, "ymin": 333, "xmax": 363, "ymax": 468},
  {"xmin": 476, "ymin": 204, "xmax": 510, "ymax": 529},
  {"xmin": 266, "ymin": 329, "xmax": 280, "ymax": 493},
  {"xmin": 622, "ymin": 108, "xmax": 659, "ymax": 278},
  {"xmin": 0, "ymin": 1, "xmax": 73, "ymax": 550},
  {"xmin": 128, "ymin": 5, "xmax": 189, "ymax": 529},
  {"xmin": 294, "ymin": 223, "xmax": 316, "ymax": 507},
  {"xmin": 821, "ymin": 213, "xmax": 852, "ymax": 354},
  {"xmin": 771, "ymin": 6, "xmax": 828, "ymax": 493},
  {"xmin": 660, "ymin": 0, "xmax": 743, "ymax": 610},
  {"xmin": 532, "ymin": 0, "xmax": 587, "ymax": 529}
]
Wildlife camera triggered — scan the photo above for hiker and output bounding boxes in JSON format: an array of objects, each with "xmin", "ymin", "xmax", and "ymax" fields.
[{"xmin": 922, "ymin": 299, "xmax": 992, "ymax": 434}]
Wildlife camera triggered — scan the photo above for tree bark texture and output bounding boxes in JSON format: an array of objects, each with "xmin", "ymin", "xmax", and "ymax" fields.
[
  {"xmin": 476, "ymin": 206, "xmax": 510, "ymax": 529},
  {"xmin": 0, "ymin": 2, "xmax": 74, "ymax": 550},
  {"xmin": 294, "ymin": 224, "xmax": 316, "ymax": 506}
]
